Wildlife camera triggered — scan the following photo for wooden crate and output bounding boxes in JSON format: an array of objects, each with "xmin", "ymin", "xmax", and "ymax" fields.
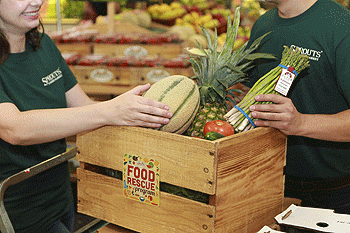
[{"xmin": 76, "ymin": 126, "xmax": 286, "ymax": 233}]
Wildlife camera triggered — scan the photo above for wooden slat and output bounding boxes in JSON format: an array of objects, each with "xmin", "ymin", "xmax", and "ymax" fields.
[
  {"xmin": 71, "ymin": 66, "xmax": 194, "ymax": 86},
  {"xmin": 77, "ymin": 168, "xmax": 215, "ymax": 233},
  {"xmin": 93, "ymin": 44, "xmax": 185, "ymax": 59},
  {"xmin": 76, "ymin": 126, "xmax": 218, "ymax": 194},
  {"xmin": 213, "ymin": 127, "xmax": 286, "ymax": 232},
  {"xmin": 56, "ymin": 43, "xmax": 93, "ymax": 55},
  {"xmin": 72, "ymin": 66, "xmax": 134, "ymax": 86},
  {"xmin": 79, "ymin": 84, "xmax": 135, "ymax": 96},
  {"xmin": 97, "ymin": 224, "xmax": 136, "ymax": 233}
]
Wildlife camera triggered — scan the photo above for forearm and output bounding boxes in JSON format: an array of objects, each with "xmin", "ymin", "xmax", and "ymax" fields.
[
  {"xmin": 1, "ymin": 103, "xmax": 106, "ymax": 145},
  {"xmin": 298, "ymin": 110, "xmax": 350, "ymax": 142}
]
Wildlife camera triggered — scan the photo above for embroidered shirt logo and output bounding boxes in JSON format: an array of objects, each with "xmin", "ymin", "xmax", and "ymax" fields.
[
  {"xmin": 42, "ymin": 68, "xmax": 62, "ymax": 86},
  {"xmin": 291, "ymin": 45, "xmax": 323, "ymax": 61}
]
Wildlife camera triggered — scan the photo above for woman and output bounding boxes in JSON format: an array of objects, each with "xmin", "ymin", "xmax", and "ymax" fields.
[{"xmin": 0, "ymin": 0, "xmax": 172, "ymax": 232}]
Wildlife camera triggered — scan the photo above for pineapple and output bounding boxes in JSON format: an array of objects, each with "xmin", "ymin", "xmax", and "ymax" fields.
[{"xmin": 186, "ymin": 7, "xmax": 275, "ymax": 138}]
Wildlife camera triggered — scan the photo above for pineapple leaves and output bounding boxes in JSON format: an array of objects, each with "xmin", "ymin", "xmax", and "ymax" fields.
[
  {"xmin": 214, "ymin": 66, "xmax": 247, "ymax": 89},
  {"xmin": 217, "ymin": 8, "xmax": 240, "ymax": 66},
  {"xmin": 185, "ymin": 6, "xmax": 275, "ymax": 106},
  {"xmin": 244, "ymin": 52, "xmax": 276, "ymax": 61}
]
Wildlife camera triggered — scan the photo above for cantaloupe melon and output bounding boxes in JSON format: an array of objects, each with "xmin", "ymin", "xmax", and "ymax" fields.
[{"xmin": 143, "ymin": 75, "xmax": 200, "ymax": 134}]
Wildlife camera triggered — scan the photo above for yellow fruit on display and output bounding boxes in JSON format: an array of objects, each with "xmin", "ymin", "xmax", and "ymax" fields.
[
  {"xmin": 135, "ymin": 10, "xmax": 152, "ymax": 28},
  {"xmin": 175, "ymin": 18, "xmax": 185, "ymax": 25},
  {"xmin": 203, "ymin": 19, "xmax": 219, "ymax": 29},
  {"xmin": 96, "ymin": 16, "xmax": 107, "ymax": 24},
  {"xmin": 183, "ymin": 13, "xmax": 194, "ymax": 24},
  {"xmin": 119, "ymin": 11, "xmax": 139, "ymax": 25},
  {"xmin": 185, "ymin": 34, "xmax": 208, "ymax": 49},
  {"xmin": 170, "ymin": 2, "xmax": 183, "ymax": 9},
  {"xmin": 148, "ymin": 3, "xmax": 186, "ymax": 20},
  {"xmin": 197, "ymin": 13, "xmax": 213, "ymax": 25},
  {"xmin": 168, "ymin": 25, "xmax": 196, "ymax": 40},
  {"xmin": 233, "ymin": 38, "xmax": 246, "ymax": 50},
  {"xmin": 159, "ymin": 3, "xmax": 172, "ymax": 12},
  {"xmin": 217, "ymin": 33, "xmax": 226, "ymax": 46}
]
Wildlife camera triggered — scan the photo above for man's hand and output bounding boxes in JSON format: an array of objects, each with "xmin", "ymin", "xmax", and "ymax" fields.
[{"xmin": 249, "ymin": 94, "xmax": 304, "ymax": 136}]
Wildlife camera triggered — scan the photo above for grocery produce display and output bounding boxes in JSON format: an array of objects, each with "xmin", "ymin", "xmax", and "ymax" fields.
[{"xmin": 50, "ymin": 29, "xmax": 182, "ymax": 45}]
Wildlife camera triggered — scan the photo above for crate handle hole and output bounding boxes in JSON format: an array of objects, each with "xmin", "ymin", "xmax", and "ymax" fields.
[{"xmin": 316, "ymin": 222, "xmax": 329, "ymax": 228}]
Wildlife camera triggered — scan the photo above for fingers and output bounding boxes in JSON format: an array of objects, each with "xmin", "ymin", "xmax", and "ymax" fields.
[
  {"xmin": 113, "ymin": 94, "xmax": 172, "ymax": 128},
  {"xmin": 129, "ymin": 113, "xmax": 171, "ymax": 128},
  {"xmin": 141, "ymin": 96, "xmax": 171, "ymax": 113},
  {"xmin": 250, "ymin": 94, "xmax": 292, "ymax": 114},
  {"xmin": 254, "ymin": 94, "xmax": 287, "ymax": 104},
  {"xmin": 248, "ymin": 94, "xmax": 300, "ymax": 134},
  {"xmin": 127, "ymin": 84, "xmax": 151, "ymax": 96},
  {"xmin": 126, "ymin": 85, "xmax": 171, "ymax": 112}
]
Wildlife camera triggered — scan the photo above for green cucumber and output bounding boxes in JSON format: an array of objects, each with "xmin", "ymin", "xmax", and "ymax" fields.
[{"xmin": 204, "ymin": 132, "xmax": 225, "ymax": 141}]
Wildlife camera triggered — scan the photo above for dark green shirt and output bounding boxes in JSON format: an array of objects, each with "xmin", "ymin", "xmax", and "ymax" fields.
[
  {"xmin": 0, "ymin": 34, "xmax": 77, "ymax": 232},
  {"xmin": 246, "ymin": 0, "xmax": 350, "ymax": 179}
]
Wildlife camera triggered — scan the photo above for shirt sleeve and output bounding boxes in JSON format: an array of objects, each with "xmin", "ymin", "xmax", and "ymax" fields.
[
  {"xmin": 0, "ymin": 82, "xmax": 13, "ymax": 104},
  {"xmin": 335, "ymin": 34, "xmax": 350, "ymax": 104}
]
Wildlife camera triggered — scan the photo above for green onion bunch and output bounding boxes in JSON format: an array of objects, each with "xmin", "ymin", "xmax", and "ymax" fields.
[{"xmin": 224, "ymin": 46, "xmax": 310, "ymax": 132}]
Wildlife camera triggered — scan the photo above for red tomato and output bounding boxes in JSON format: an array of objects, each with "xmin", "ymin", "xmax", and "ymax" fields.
[{"xmin": 203, "ymin": 120, "xmax": 235, "ymax": 137}]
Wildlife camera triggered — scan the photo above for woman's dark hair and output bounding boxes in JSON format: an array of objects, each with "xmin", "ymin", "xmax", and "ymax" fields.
[{"xmin": 0, "ymin": 20, "xmax": 44, "ymax": 65}]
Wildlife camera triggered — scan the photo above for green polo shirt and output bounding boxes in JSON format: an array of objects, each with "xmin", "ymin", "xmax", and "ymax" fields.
[
  {"xmin": 0, "ymin": 34, "xmax": 77, "ymax": 232},
  {"xmin": 246, "ymin": 0, "xmax": 350, "ymax": 179}
]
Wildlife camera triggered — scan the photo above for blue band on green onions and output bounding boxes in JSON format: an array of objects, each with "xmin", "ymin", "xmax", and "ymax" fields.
[
  {"xmin": 234, "ymin": 106, "xmax": 256, "ymax": 128},
  {"xmin": 278, "ymin": 64, "xmax": 298, "ymax": 76}
]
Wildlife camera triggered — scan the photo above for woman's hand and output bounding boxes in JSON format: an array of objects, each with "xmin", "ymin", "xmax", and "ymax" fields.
[
  {"xmin": 249, "ymin": 94, "xmax": 304, "ymax": 136},
  {"xmin": 100, "ymin": 84, "xmax": 172, "ymax": 128}
]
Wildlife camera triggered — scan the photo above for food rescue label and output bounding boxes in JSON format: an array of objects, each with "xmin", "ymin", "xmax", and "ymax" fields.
[{"xmin": 123, "ymin": 154, "xmax": 160, "ymax": 206}]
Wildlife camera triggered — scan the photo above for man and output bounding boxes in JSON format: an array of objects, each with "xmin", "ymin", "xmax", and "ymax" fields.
[{"xmin": 245, "ymin": 0, "xmax": 350, "ymax": 214}]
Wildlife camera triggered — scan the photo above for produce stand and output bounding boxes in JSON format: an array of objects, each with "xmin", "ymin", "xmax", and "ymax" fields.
[
  {"xmin": 52, "ymin": 19, "xmax": 192, "ymax": 98},
  {"xmin": 76, "ymin": 126, "xmax": 286, "ymax": 232}
]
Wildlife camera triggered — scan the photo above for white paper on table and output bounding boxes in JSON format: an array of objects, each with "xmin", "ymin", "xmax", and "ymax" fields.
[
  {"xmin": 257, "ymin": 225, "xmax": 286, "ymax": 233},
  {"xmin": 275, "ymin": 204, "xmax": 350, "ymax": 232}
]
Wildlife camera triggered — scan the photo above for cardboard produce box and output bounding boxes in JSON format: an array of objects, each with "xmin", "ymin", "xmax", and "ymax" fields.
[{"xmin": 76, "ymin": 126, "xmax": 286, "ymax": 232}]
